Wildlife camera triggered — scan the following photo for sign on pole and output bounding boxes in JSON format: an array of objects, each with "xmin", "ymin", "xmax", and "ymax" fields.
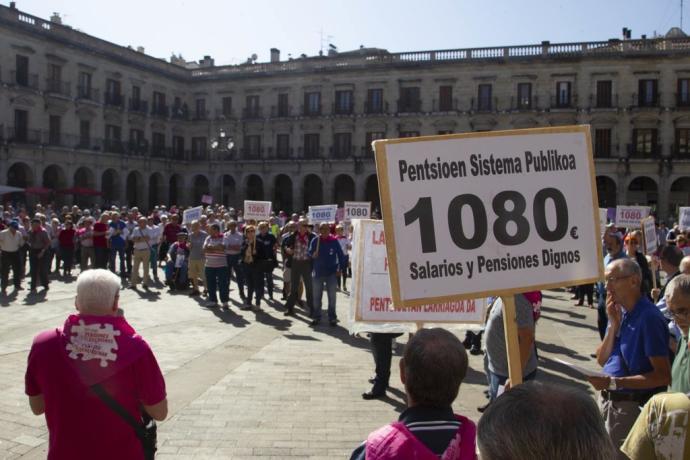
[
  {"xmin": 243, "ymin": 200, "xmax": 272, "ymax": 221},
  {"xmin": 373, "ymin": 125, "xmax": 603, "ymax": 308},
  {"xmin": 615, "ymin": 206, "xmax": 651, "ymax": 229},
  {"xmin": 344, "ymin": 201, "xmax": 372, "ymax": 221},
  {"xmin": 599, "ymin": 208, "xmax": 608, "ymax": 236},
  {"xmin": 182, "ymin": 206, "xmax": 203, "ymax": 225},
  {"xmin": 309, "ymin": 204, "xmax": 337, "ymax": 224},
  {"xmin": 641, "ymin": 216, "xmax": 658, "ymax": 255},
  {"xmin": 350, "ymin": 219, "xmax": 487, "ymax": 323},
  {"xmin": 679, "ymin": 207, "xmax": 690, "ymax": 231},
  {"xmin": 201, "ymin": 194, "xmax": 213, "ymax": 205}
]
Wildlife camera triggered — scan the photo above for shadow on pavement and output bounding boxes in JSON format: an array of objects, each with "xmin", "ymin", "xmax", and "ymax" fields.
[
  {"xmin": 0, "ymin": 290, "xmax": 19, "ymax": 307},
  {"xmin": 132, "ymin": 287, "xmax": 162, "ymax": 302},
  {"xmin": 23, "ymin": 290, "xmax": 48, "ymax": 305},
  {"xmin": 311, "ymin": 323, "xmax": 372, "ymax": 351},
  {"xmin": 284, "ymin": 332, "xmax": 321, "ymax": 341},
  {"xmin": 540, "ymin": 304, "xmax": 587, "ymax": 319},
  {"xmin": 537, "ymin": 355, "xmax": 598, "ymax": 393},
  {"xmin": 538, "ymin": 313, "xmax": 598, "ymax": 332},
  {"xmin": 536, "ymin": 341, "xmax": 589, "ymax": 361},
  {"xmin": 253, "ymin": 309, "xmax": 292, "ymax": 331},
  {"xmin": 210, "ymin": 307, "xmax": 250, "ymax": 328}
]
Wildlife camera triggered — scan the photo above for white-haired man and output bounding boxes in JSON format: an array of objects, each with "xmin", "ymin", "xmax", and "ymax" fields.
[{"xmin": 25, "ymin": 269, "xmax": 167, "ymax": 459}]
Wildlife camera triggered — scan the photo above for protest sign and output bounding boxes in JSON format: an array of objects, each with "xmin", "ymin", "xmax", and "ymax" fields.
[
  {"xmin": 335, "ymin": 207, "xmax": 345, "ymax": 223},
  {"xmin": 641, "ymin": 216, "xmax": 658, "ymax": 255},
  {"xmin": 182, "ymin": 206, "xmax": 203, "ymax": 225},
  {"xmin": 344, "ymin": 201, "xmax": 371, "ymax": 221},
  {"xmin": 373, "ymin": 125, "xmax": 602, "ymax": 308},
  {"xmin": 679, "ymin": 207, "xmax": 690, "ymax": 231},
  {"xmin": 201, "ymin": 194, "xmax": 213, "ymax": 205},
  {"xmin": 615, "ymin": 206, "xmax": 650, "ymax": 229},
  {"xmin": 309, "ymin": 204, "xmax": 337, "ymax": 224},
  {"xmin": 243, "ymin": 200, "xmax": 272, "ymax": 221},
  {"xmin": 350, "ymin": 219, "xmax": 486, "ymax": 323},
  {"xmin": 599, "ymin": 208, "xmax": 608, "ymax": 236}
]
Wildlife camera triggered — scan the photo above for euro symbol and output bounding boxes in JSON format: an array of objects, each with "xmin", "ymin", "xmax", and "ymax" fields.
[{"xmin": 570, "ymin": 226, "xmax": 579, "ymax": 239}]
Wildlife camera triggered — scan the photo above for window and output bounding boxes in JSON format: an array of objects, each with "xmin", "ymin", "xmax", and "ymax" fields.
[
  {"xmin": 195, "ymin": 98, "xmax": 206, "ymax": 119},
  {"xmin": 15, "ymin": 55, "xmax": 28, "ymax": 86},
  {"xmin": 399, "ymin": 131, "xmax": 420, "ymax": 138},
  {"xmin": 477, "ymin": 84, "xmax": 492, "ymax": 111},
  {"xmin": 517, "ymin": 83, "xmax": 532, "ymax": 109},
  {"xmin": 594, "ymin": 129, "xmax": 612, "ymax": 158},
  {"xmin": 152, "ymin": 132, "xmax": 166, "ymax": 156},
  {"xmin": 276, "ymin": 134, "xmax": 290, "ymax": 158},
  {"xmin": 678, "ymin": 79, "xmax": 690, "ymax": 107},
  {"xmin": 222, "ymin": 96, "xmax": 233, "ymax": 117},
  {"xmin": 152, "ymin": 91, "xmax": 166, "ymax": 114},
  {"xmin": 172, "ymin": 136, "xmax": 185, "ymax": 158},
  {"xmin": 335, "ymin": 90, "xmax": 353, "ymax": 114},
  {"xmin": 14, "ymin": 109, "xmax": 28, "ymax": 142},
  {"xmin": 366, "ymin": 89, "xmax": 384, "ymax": 113},
  {"xmin": 304, "ymin": 92, "xmax": 321, "ymax": 115},
  {"xmin": 78, "ymin": 72, "xmax": 92, "ymax": 99},
  {"xmin": 47, "ymin": 64, "xmax": 61, "ymax": 92},
  {"xmin": 556, "ymin": 81, "xmax": 572, "ymax": 107},
  {"xmin": 132, "ymin": 85, "xmax": 141, "ymax": 103},
  {"xmin": 277, "ymin": 93, "xmax": 289, "ymax": 117},
  {"xmin": 105, "ymin": 79, "xmax": 122, "ymax": 106},
  {"xmin": 129, "ymin": 129, "xmax": 145, "ymax": 154},
  {"xmin": 638, "ymin": 79, "xmax": 658, "ymax": 107},
  {"xmin": 105, "ymin": 125, "xmax": 122, "ymax": 153},
  {"xmin": 595, "ymin": 80, "xmax": 613, "ymax": 108},
  {"xmin": 676, "ymin": 129, "xmax": 690, "ymax": 156},
  {"xmin": 191, "ymin": 137, "xmax": 207, "ymax": 158},
  {"xmin": 633, "ymin": 128, "xmax": 658, "ymax": 156},
  {"xmin": 244, "ymin": 135, "xmax": 262, "ymax": 157},
  {"xmin": 79, "ymin": 120, "xmax": 90, "ymax": 148},
  {"xmin": 245, "ymin": 95, "xmax": 260, "ymax": 117},
  {"xmin": 333, "ymin": 133, "xmax": 352, "ymax": 157},
  {"xmin": 399, "ymin": 87, "xmax": 421, "ymax": 112},
  {"xmin": 365, "ymin": 132, "xmax": 385, "ymax": 156},
  {"xmin": 439, "ymin": 86, "xmax": 453, "ymax": 111},
  {"xmin": 48, "ymin": 115, "xmax": 61, "ymax": 145},
  {"xmin": 304, "ymin": 133, "xmax": 320, "ymax": 158}
]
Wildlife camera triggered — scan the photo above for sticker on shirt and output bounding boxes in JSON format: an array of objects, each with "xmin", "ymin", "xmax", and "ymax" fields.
[{"xmin": 65, "ymin": 320, "xmax": 120, "ymax": 367}]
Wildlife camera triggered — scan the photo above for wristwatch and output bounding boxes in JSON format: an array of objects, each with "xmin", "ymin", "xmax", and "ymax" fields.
[{"xmin": 608, "ymin": 377, "xmax": 618, "ymax": 391}]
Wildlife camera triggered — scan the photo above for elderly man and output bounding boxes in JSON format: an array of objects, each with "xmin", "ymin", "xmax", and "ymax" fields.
[
  {"xmin": 589, "ymin": 258, "xmax": 670, "ymax": 457},
  {"xmin": 129, "ymin": 217, "xmax": 153, "ymax": 289},
  {"xmin": 478, "ymin": 382, "xmax": 616, "ymax": 460},
  {"xmin": 308, "ymin": 222, "xmax": 347, "ymax": 327},
  {"xmin": 597, "ymin": 232, "xmax": 627, "ymax": 339},
  {"xmin": 0, "ymin": 220, "xmax": 24, "ymax": 294},
  {"xmin": 665, "ymin": 275, "xmax": 690, "ymax": 393},
  {"xmin": 652, "ymin": 245, "xmax": 684, "ymax": 307},
  {"xmin": 28, "ymin": 217, "xmax": 51, "ymax": 292},
  {"xmin": 25, "ymin": 269, "xmax": 167, "ymax": 459},
  {"xmin": 350, "ymin": 328, "xmax": 476, "ymax": 460},
  {"xmin": 281, "ymin": 219, "xmax": 316, "ymax": 316}
]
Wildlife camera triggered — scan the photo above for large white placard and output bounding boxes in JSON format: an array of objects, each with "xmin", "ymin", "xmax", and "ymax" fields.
[
  {"xmin": 351, "ymin": 220, "xmax": 486, "ymax": 323},
  {"xmin": 615, "ymin": 206, "xmax": 651, "ymax": 229},
  {"xmin": 309, "ymin": 205, "xmax": 337, "ymax": 224},
  {"xmin": 344, "ymin": 201, "xmax": 371, "ymax": 221},
  {"xmin": 243, "ymin": 200, "xmax": 272, "ymax": 221},
  {"xmin": 374, "ymin": 126, "xmax": 603, "ymax": 307},
  {"xmin": 182, "ymin": 206, "xmax": 203, "ymax": 225},
  {"xmin": 679, "ymin": 207, "xmax": 690, "ymax": 231},
  {"xmin": 641, "ymin": 216, "xmax": 658, "ymax": 255}
]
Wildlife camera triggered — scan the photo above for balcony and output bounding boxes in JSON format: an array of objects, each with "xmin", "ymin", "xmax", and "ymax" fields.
[
  {"xmin": 301, "ymin": 105, "xmax": 322, "ymax": 117},
  {"xmin": 589, "ymin": 94, "xmax": 618, "ymax": 110},
  {"xmin": 5, "ymin": 126, "xmax": 41, "ymax": 144},
  {"xmin": 10, "ymin": 71, "xmax": 38, "ymax": 90},
  {"xmin": 75, "ymin": 136, "xmax": 101, "ymax": 151},
  {"xmin": 192, "ymin": 110, "xmax": 208, "ymax": 121},
  {"xmin": 215, "ymin": 108, "xmax": 235, "ymax": 119},
  {"xmin": 300, "ymin": 146, "xmax": 323, "ymax": 159},
  {"xmin": 333, "ymin": 103, "xmax": 354, "ymax": 115},
  {"xmin": 127, "ymin": 139, "xmax": 149, "ymax": 156},
  {"xmin": 675, "ymin": 93, "xmax": 690, "ymax": 109},
  {"xmin": 76, "ymin": 86, "xmax": 100, "ymax": 102},
  {"xmin": 511, "ymin": 95, "xmax": 539, "ymax": 111},
  {"xmin": 361, "ymin": 146, "xmax": 375, "ymax": 157},
  {"xmin": 151, "ymin": 146, "xmax": 171, "ymax": 159},
  {"xmin": 470, "ymin": 97, "xmax": 496, "ymax": 112},
  {"xmin": 364, "ymin": 100, "xmax": 388, "ymax": 115},
  {"xmin": 397, "ymin": 99, "xmax": 422, "ymax": 114},
  {"xmin": 671, "ymin": 146, "xmax": 690, "ymax": 159},
  {"xmin": 432, "ymin": 98, "xmax": 459, "ymax": 113},
  {"xmin": 241, "ymin": 148, "xmax": 263, "ymax": 160},
  {"xmin": 171, "ymin": 106, "xmax": 188, "ymax": 120},
  {"xmin": 171, "ymin": 149, "xmax": 187, "ymax": 161},
  {"xmin": 151, "ymin": 104, "xmax": 169, "ymax": 119},
  {"xmin": 44, "ymin": 78, "xmax": 70, "ymax": 97},
  {"xmin": 104, "ymin": 93, "xmax": 124, "ymax": 109},
  {"xmin": 270, "ymin": 105, "xmax": 293, "ymax": 118},
  {"xmin": 331, "ymin": 145, "xmax": 355, "ymax": 159},
  {"xmin": 103, "ymin": 139, "xmax": 125, "ymax": 154},
  {"xmin": 242, "ymin": 107, "xmax": 263, "ymax": 119},
  {"xmin": 627, "ymin": 143, "xmax": 662, "ymax": 159},
  {"xmin": 632, "ymin": 93, "xmax": 659, "ymax": 109},
  {"xmin": 275, "ymin": 147, "xmax": 293, "ymax": 159},
  {"xmin": 128, "ymin": 99, "xmax": 149, "ymax": 114},
  {"xmin": 549, "ymin": 94, "xmax": 578, "ymax": 110},
  {"xmin": 191, "ymin": 149, "xmax": 209, "ymax": 161}
]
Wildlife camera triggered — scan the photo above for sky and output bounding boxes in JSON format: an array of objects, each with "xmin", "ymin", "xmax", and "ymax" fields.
[{"xmin": 10, "ymin": 0, "xmax": 687, "ymax": 66}]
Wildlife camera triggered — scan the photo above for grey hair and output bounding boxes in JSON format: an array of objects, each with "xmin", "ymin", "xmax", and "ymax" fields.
[
  {"xmin": 681, "ymin": 256, "xmax": 690, "ymax": 275},
  {"xmin": 610, "ymin": 258, "xmax": 641, "ymax": 281},
  {"xmin": 666, "ymin": 274, "xmax": 690, "ymax": 301},
  {"xmin": 75, "ymin": 269, "xmax": 121, "ymax": 314},
  {"xmin": 478, "ymin": 382, "xmax": 617, "ymax": 460}
]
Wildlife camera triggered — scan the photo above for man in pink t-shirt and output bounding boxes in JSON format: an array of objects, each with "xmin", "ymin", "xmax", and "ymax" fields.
[{"xmin": 25, "ymin": 269, "xmax": 167, "ymax": 460}]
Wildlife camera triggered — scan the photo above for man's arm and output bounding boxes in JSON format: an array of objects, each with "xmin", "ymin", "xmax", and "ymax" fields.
[
  {"xmin": 615, "ymin": 356, "xmax": 671, "ymax": 389},
  {"xmin": 28, "ymin": 394, "xmax": 45, "ymax": 415},
  {"xmin": 143, "ymin": 398, "xmax": 168, "ymax": 421}
]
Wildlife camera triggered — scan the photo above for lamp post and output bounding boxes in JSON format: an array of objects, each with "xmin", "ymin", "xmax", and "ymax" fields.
[{"xmin": 210, "ymin": 128, "xmax": 235, "ymax": 206}]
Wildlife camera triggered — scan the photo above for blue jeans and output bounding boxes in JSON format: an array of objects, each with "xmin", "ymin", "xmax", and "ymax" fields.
[
  {"xmin": 205, "ymin": 266, "xmax": 229, "ymax": 304},
  {"xmin": 488, "ymin": 368, "xmax": 537, "ymax": 402},
  {"xmin": 149, "ymin": 244, "xmax": 159, "ymax": 276},
  {"xmin": 312, "ymin": 273, "xmax": 338, "ymax": 321},
  {"xmin": 109, "ymin": 247, "xmax": 126, "ymax": 277},
  {"xmin": 226, "ymin": 254, "xmax": 244, "ymax": 296}
]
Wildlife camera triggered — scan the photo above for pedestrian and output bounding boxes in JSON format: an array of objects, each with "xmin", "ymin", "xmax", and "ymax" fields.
[
  {"xmin": 147, "ymin": 216, "xmax": 162, "ymax": 282},
  {"xmin": 129, "ymin": 217, "xmax": 153, "ymax": 289},
  {"xmin": 664, "ymin": 275, "xmax": 690, "ymax": 393},
  {"xmin": 77, "ymin": 217, "xmax": 95, "ymax": 270},
  {"xmin": 0, "ymin": 220, "xmax": 24, "ymax": 294},
  {"xmin": 335, "ymin": 224, "xmax": 351, "ymax": 291},
  {"xmin": 108, "ymin": 212, "xmax": 128, "ymax": 279},
  {"xmin": 255, "ymin": 221, "xmax": 277, "ymax": 301},
  {"xmin": 24, "ymin": 269, "xmax": 167, "ymax": 459},
  {"xmin": 308, "ymin": 222, "xmax": 347, "ymax": 327},
  {"xmin": 203, "ymin": 223, "xmax": 229, "ymax": 309},
  {"xmin": 624, "ymin": 231, "xmax": 653, "ymax": 299},
  {"xmin": 240, "ymin": 225, "xmax": 260, "ymax": 310},
  {"xmin": 281, "ymin": 219, "xmax": 316, "ymax": 316},
  {"xmin": 93, "ymin": 213, "xmax": 109, "ymax": 269},
  {"xmin": 188, "ymin": 220, "xmax": 208, "ymax": 297},
  {"xmin": 58, "ymin": 220, "xmax": 76, "ymax": 277},
  {"xmin": 362, "ymin": 332, "xmax": 403, "ymax": 400},
  {"xmin": 223, "ymin": 220, "xmax": 245, "ymax": 302},
  {"xmin": 597, "ymin": 232, "xmax": 627, "ymax": 339},
  {"xmin": 28, "ymin": 217, "xmax": 51, "ymax": 292}
]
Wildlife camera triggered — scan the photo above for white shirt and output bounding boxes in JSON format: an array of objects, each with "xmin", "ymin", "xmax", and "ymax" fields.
[
  {"xmin": 0, "ymin": 228, "xmax": 24, "ymax": 252},
  {"xmin": 130, "ymin": 226, "xmax": 152, "ymax": 250},
  {"xmin": 148, "ymin": 224, "xmax": 163, "ymax": 244}
]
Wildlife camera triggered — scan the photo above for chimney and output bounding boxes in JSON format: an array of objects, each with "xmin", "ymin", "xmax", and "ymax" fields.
[
  {"xmin": 50, "ymin": 13, "xmax": 62, "ymax": 24},
  {"xmin": 10, "ymin": 2, "xmax": 16, "ymax": 9},
  {"xmin": 199, "ymin": 55, "xmax": 215, "ymax": 68},
  {"xmin": 270, "ymin": 48, "xmax": 280, "ymax": 63},
  {"xmin": 136, "ymin": 46, "xmax": 145, "ymax": 53}
]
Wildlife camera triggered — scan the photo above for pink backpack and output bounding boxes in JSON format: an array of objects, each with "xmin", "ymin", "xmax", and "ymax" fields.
[{"xmin": 366, "ymin": 414, "xmax": 477, "ymax": 460}]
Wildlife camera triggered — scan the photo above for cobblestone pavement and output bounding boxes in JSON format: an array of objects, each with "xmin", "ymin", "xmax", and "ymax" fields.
[{"xmin": 0, "ymin": 270, "xmax": 602, "ymax": 459}]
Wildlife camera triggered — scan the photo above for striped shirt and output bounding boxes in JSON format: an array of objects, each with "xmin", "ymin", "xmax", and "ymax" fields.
[{"xmin": 203, "ymin": 235, "xmax": 227, "ymax": 268}]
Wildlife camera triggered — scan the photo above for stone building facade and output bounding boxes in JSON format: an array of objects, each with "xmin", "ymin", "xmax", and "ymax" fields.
[{"xmin": 1, "ymin": 4, "xmax": 690, "ymax": 221}]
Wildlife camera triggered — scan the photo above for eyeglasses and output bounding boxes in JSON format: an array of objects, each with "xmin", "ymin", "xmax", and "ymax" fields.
[
  {"xmin": 604, "ymin": 274, "xmax": 633, "ymax": 285},
  {"xmin": 670, "ymin": 308, "xmax": 690, "ymax": 320}
]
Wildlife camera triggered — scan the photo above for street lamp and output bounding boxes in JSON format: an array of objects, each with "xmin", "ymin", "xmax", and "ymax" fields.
[{"xmin": 210, "ymin": 128, "xmax": 235, "ymax": 205}]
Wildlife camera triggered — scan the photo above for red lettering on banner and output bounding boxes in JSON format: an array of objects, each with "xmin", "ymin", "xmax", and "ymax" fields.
[
  {"xmin": 372, "ymin": 231, "xmax": 385, "ymax": 245},
  {"xmin": 384, "ymin": 257, "xmax": 388, "ymax": 272},
  {"xmin": 369, "ymin": 297, "xmax": 393, "ymax": 311}
]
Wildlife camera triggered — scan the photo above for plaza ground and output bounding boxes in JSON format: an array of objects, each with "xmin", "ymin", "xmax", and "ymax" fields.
[{"xmin": 0, "ymin": 272, "xmax": 601, "ymax": 459}]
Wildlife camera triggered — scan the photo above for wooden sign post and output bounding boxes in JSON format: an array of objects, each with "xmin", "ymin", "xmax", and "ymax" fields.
[{"xmin": 501, "ymin": 296, "xmax": 523, "ymax": 385}]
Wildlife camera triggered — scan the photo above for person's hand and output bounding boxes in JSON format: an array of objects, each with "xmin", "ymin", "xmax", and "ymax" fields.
[
  {"xmin": 504, "ymin": 378, "xmax": 512, "ymax": 391},
  {"xmin": 651, "ymin": 288, "xmax": 661, "ymax": 303},
  {"xmin": 285, "ymin": 247, "xmax": 294, "ymax": 255},
  {"xmin": 587, "ymin": 376, "xmax": 611, "ymax": 391},
  {"xmin": 606, "ymin": 294, "xmax": 622, "ymax": 331}
]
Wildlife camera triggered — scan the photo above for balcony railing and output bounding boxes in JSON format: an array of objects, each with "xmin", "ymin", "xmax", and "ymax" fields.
[
  {"xmin": 397, "ymin": 100, "xmax": 422, "ymax": 113},
  {"xmin": 76, "ymin": 86, "xmax": 100, "ymax": 102},
  {"xmin": 127, "ymin": 139, "xmax": 149, "ymax": 155},
  {"xmin": 589, "ymin": 93, "xmax": 618, "ymax": 109},
  {"xmin": 151, "ymin": 146, "xmax": 171, "ymax": 158},
  {"xmin": 301, "ymin": 105, "xmax": 322, "ymax": 116},
  {"xmin": 128, "ymin": 99, "xmax": 149, "ymax": 114},
  {"xmin": 511, "ymin": 95, "xmax": 539, "ymax": 111},
  {"xmin": 192, "ymin": 110, "xmax": 208, "ymax": 121},
  {"xmin": 270, "ymin": 105, "xmax": 293, "ymax": 118},
  {"xmin": 672, "ymin": 146, "xmax": 690, "ymax": 158},
  {"xmin": 275, "ymin": 147, "xmax": 293, "ymax": 159},
  {"xmin": 171, "ymin": 106, "xmax": 188, "ymax": 120},
  {"xmin": 215, "ymin": 108, "xmax": 235, "ymax": 119},
  {"xmin": 331, "ymin": 145, "xmax": 356, "ymax": 158},
  {"xmin": 10, "ymin": 71, "xmax": 38, "ymax": 89},
  {"xmin": 333, "ymin": 103, "xmax": 354, "ymax": 115},
  {"xmin": 151, "ymin": 104, "xmax": 169, "ymax": 118},
  {"xmin": 627, "ymin": 143, "xmax": 662, "ymax": 158},
  {"xmin": 191, "ymin": 149, "xmax": 209, "ymax": 160},
  {"xmin": 432, "ymin": 98, "xmax": 459, "ymax": 112},
  {"xmin": 364, "ymin": 100, "xmax": 388, "ymax": 114},
  {"xmin": 45, "ymin": 78, "xmax": 70, "ymax": 97},
  {"xmin": 632, "ymin": 93, "xmax": 659, "ymax": 108},
  {"xmin": 5, "ymin": 126, "xmax": 41, "ymax": 143},
  {"xmin": 300, "ymin": 146, "xmax": 323, "ymax": 159},
  {"xmin": 104, "ymin": 93, "xmax": 124, "ymax": 109},
  {"xmin": 550, "ymin": 94, "xmax": 577, "ymax": 109},
  {"xmin": 103, "ymin": 139, "xmax": 125, "ymax": 154},
  {"xmin": 240, "ymin": 148, "xmax": 263, "ymax": 159},
  {"xmin": 676, "ymin": 93, "xmax": 690, "ymax": 108},
  {"xmin": 242, "ymin": 107, "xmax": 263, "ymax": 119},
  {"xmin": 470, "ymin": 97, "xmax": 496, "ymax": 112}
]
